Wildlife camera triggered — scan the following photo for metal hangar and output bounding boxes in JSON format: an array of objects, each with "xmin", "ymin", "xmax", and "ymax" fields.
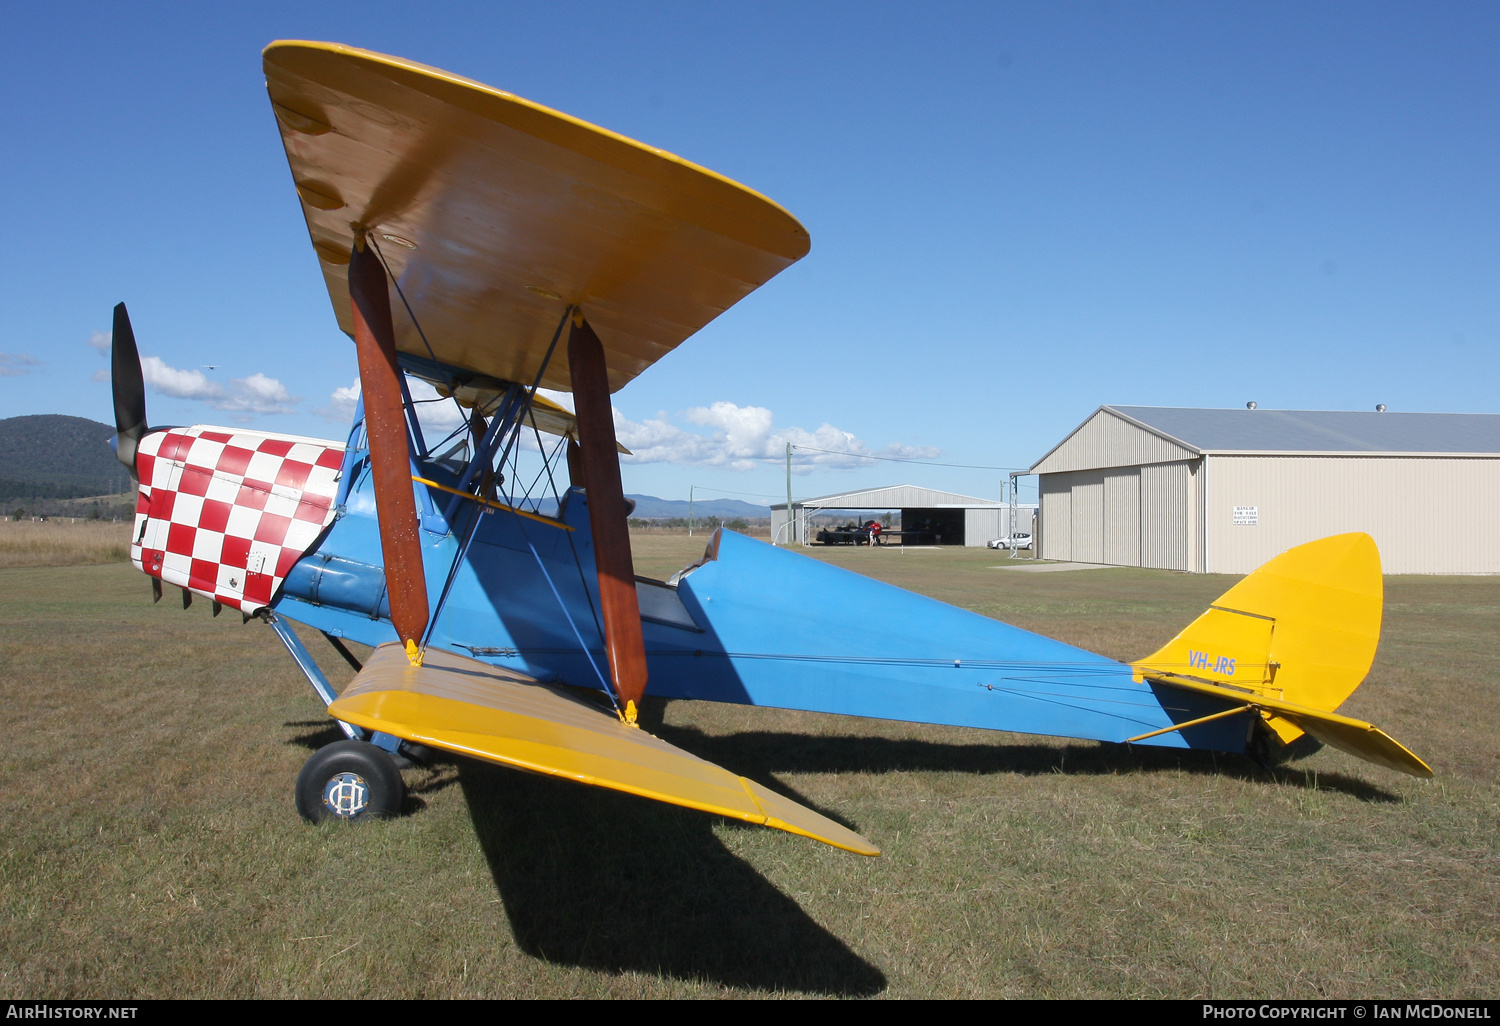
[
  {"xmin": 1028, "ymin": 406, "xmax": 1500, "ymax": 574},
  {"xmin": 771, "ymin": 484, "xmax": 1022, "ymax": 547}
]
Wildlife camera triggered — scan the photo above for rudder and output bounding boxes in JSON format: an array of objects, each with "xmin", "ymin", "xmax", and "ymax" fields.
[{"xmin": 1132, "ymin": 533, "xmax": 1384, "ymax": 745}]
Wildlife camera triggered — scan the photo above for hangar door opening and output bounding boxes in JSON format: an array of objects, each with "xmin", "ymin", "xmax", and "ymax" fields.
[{"xmin": 899, "ymin": 507, "xmax": 966, "ymax": 545}]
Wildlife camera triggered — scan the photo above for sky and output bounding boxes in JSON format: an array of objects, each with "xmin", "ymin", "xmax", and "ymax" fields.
[{"xmin": 2, "ymin": 1, "xmax": 1496, "ymax": 507}]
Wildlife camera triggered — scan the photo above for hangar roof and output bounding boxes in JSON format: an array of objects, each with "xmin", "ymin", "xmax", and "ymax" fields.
[
  {"xmin": 1110, "ymin": 406, "xmax": 1500, "ymax": 456},
  {"xmin": 771, "ymin": 484, "xmax": 1006, "ymax": 511},
  {"xmin": 1031, "ymin": 406, "xmax": 1500, "ymax": 475}
]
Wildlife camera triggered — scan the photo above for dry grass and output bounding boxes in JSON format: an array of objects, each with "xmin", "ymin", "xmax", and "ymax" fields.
[
  {"xmin": 1, "ymin": 533, "xmax": 1497, "ymax": 997},
  {"xmin": 0, "ymin": 519, "xmax": 132, "ymax": 568}
]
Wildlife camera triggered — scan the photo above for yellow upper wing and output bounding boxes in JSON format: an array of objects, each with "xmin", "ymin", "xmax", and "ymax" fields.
[{"xmin": 263, "ymin": 40, "xmax": 811, "ymax": 393}]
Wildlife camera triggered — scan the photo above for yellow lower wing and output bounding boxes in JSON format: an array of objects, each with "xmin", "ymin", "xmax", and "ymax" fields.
[
  {"xmin": 1141, "ymin": 672, "xmax": 1432, "ymax": 778},
  {"xmin": 328, "ymin": 644, "xmax": 879, "ymax": 855}
]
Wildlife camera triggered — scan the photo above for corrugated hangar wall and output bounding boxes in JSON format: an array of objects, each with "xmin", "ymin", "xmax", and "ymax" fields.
[
  {"xmin": 1032, "ymin": 406, "xmax": 1500, "ymax": 575},
  {"xmin": 1206, "ymin": 456, "xmax": 1500, "ymax": 574},
  {"xmin": 1039, "ymin": 461, "xmax": 1200, "ymax": 570}
]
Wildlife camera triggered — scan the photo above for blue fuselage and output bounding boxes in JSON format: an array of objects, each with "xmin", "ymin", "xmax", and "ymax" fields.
[{"xmin": 273, "ymin": 443, "xmax": 1248, "ymax": 755}]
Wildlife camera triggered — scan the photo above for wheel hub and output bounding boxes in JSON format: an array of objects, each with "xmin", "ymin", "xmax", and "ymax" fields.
[{"xmin": 322, "ymin": 771, "xmax": 370, "ymax": 817}]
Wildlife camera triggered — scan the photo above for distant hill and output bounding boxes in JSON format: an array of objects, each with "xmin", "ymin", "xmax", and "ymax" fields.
[
  {"xmin": 0, "ymin": 415, "xmax": 130, "ymax": 499},
  {"xmin": 625, "ymin": 494, "xmax": 769, "ymax": 520},
  {"xmin": 0, "ymin": 418, "xmax": 776, "ymax": 515}
]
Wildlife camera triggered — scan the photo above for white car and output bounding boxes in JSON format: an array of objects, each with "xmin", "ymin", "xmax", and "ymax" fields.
[{"xmin": 987, "ymin": 534, "xmax": 1032, "ymax": 551}]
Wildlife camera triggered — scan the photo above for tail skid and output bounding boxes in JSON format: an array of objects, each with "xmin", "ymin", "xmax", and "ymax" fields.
[{"xmin": 1131, "ymin": 533, "xmax": 1432, "ymax": 778}]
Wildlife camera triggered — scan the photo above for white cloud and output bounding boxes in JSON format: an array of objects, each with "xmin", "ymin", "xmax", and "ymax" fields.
[
  {"xmin": 87, "ymin": 330, "xmax": 110, "ymax": 353},
  {"xmin": 223, "ymin": 372, "xmax": 295, "ymax": 414},
  {"xmin": 536, "ymin": 388, "xmax": 574, "ymax": 414},
  {"xmin": 141, "ymin": 356, "xmax": 215, "ymax": 399},
  {"xmin": 315, "ymin": 383, "xmax": 921, "ymax": 474},
  {"xmin": 324, "ymin": 377, "xmax": 361, "ymax": 422},
  {"xmin": 0, "ymin": 353, "xmax": 39, "ymax": 377},
  {"xmin": 140, "ymin": 355, "xmax": 299, "ymax": 416},
  {"xmin": 408, "ymin": 377, "xmax": 468, "ymax": 433},
  {"xmin": 614, "ymin": 401, "xmax": 939, "ymax": 472}
]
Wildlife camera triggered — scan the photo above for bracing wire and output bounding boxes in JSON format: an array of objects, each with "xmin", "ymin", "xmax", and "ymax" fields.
[
  {"xmin": 531, "ymin": 423, "xmax": 569, "ymax": 512},
  {"xmin": 367, "ymin": 235, "xmax": 470, "ymax": 429},
  {"xmin": 420, "ymin": 307, "xmax": 571, "ymax": 651}
]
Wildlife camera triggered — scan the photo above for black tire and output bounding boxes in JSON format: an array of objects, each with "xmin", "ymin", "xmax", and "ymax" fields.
[{"xmin": 295, "ymin": 740, "xmax": 407, "ymax": 823}]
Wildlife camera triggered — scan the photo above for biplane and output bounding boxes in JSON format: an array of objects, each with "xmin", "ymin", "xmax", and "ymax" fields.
[{"xmin": 108, "ymin": 41, "xmax": 1431, "ymax": 858}]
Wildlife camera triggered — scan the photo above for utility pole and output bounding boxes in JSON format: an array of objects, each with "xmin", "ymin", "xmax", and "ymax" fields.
[
  {"xmin": 785, "ymin": 442, "xmax": 793, "ymax": 546},
  {"xmin": 688, "ymin": 484, "xmax": 694, "ymax": 537},
  {"xmin": 1009, "ymin": 471, "xmax": 1021, "ymax": 558}
]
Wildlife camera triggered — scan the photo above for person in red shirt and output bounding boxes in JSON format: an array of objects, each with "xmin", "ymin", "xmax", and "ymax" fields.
[{"xmin": 866, "ymin": 519, "xmax": 883, "ymax": 546}]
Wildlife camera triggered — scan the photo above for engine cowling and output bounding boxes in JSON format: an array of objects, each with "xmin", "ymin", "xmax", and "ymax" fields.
[{"xmin": 131, "ymin": 426, "xmax": 345, "ymax": 613}]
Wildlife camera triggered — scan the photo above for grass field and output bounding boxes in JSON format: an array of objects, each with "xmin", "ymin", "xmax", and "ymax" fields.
[
  {"xmin": 0, "ymin": 519, "xmax": 131, "ymax": 569},
  {"xmin": 1, "ymin": 532, "xmax": 1496, "ymax": 997}
]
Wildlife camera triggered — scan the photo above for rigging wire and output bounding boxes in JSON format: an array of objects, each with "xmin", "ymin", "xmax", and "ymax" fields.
[
  {"xmin": 511, "ymin": 428, "xmax": 568, "ymax": 513},
  {"xmin": 490, "ymin": 307, "xmax": 571, "ymax": 480},
  {"xmin": 788, "ymin": 444, "xmax": 1029, "ymax": 473},
  {"xmin": 528, "ymin": 413, "xmax": 568, "ymax": 510},
  {"xmin": 367, "ymin": 236, "xmax": 471, "ymax": 429},
  {"xmin": 503, "ymin": 383, "xmax": 610, "ymax": 691},
  {"xmin": 514, "ymin": 514, "xmax": 620, "ymax": 712}
]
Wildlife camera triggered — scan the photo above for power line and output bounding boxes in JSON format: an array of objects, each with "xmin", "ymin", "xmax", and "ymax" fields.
[
  {"xmin": 686, "ymin": 485, "xmax": 785, "ymax": 500},
  {"xmin": 788, "ymin": 444, "xmax": 1030, "ymax": 473}
]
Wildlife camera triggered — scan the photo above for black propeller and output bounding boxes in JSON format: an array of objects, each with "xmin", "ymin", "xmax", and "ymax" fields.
[{"xmin": 111, "ymin": 302, "xmax": 147, "ymax": 477}]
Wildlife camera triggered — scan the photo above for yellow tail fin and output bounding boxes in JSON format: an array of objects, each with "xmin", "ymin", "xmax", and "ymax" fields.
[
  {"xmin": 1134, "ymin": 532, "xmax": 1383, "ymax": 712},
  {"xmin": 1131, "ymin": 534, "xmax": 1431, "ymax": 777}
]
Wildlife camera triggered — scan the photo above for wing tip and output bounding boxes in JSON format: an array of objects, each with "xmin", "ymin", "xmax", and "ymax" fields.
[{"xmin": 739, "ymin": 777, "xmax": 881, "ymax": 857}]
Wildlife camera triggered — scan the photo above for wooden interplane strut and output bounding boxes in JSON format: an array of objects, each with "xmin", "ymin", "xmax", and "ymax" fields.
[
  {"xmin": 568, "ymin": 315, "xmax": 648, "ymax": 720},
  {"xmin": 348, "ymin": 235, "xmax": 430, "ymax": 661}
]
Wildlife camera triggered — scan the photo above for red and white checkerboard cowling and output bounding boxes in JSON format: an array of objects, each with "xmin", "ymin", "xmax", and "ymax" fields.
[{"xmin": 131, "ymin": 426, "xmax": 345, "ymax": 614}]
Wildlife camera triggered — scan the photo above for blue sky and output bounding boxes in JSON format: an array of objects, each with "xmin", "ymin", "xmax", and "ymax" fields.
[{"xmin": 2, "ymin": 2, "xmax": 1495, "ymax": 505}]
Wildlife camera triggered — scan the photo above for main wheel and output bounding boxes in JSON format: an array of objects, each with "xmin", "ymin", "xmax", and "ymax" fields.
[{"xmin": 295, "ymin": 740, "xmax": 407, "ymax": 823}]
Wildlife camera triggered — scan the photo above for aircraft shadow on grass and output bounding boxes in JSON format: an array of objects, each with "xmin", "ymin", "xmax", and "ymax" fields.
[
  {"xmin": 285, "ymin": 717, "xmax": 883, "ymax": 993},
  {"xmin": 445, "ymin": 722, "xmax": 1387, "ymax": 995},
  {"xmin": 282, "ymin": 702, "xmax": 1396, "ymax": 994},
  {"xmin": 455, "ymin": 759, "xmax": 887, "ymax": 997},
  {"xmin": 284, "ymin": 720, "xmax": 347, "ymax": 751},
  {"xmin": 650, "ymin": 726, "xmax": 1399, "ymax": 805}
]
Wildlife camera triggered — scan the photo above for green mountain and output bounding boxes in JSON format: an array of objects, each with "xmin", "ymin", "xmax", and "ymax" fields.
[{"xmin": 0, "ymin": 415, "xmax": 131, "ymax": 499}]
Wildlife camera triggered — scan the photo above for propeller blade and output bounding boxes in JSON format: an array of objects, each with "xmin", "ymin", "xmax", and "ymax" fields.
[{"xmin": 111, "ymin": 302, "xmax": 147, "ymax": 474}]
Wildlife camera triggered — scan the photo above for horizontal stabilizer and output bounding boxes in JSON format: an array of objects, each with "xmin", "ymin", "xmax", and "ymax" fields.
[
  {"xmin": 328, "ymin": 644, "xmax": 879, "ymax": 855},
  {"xmin": 1144, "ymin": 672, "xmax": 1432, "ymax": 778}
]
